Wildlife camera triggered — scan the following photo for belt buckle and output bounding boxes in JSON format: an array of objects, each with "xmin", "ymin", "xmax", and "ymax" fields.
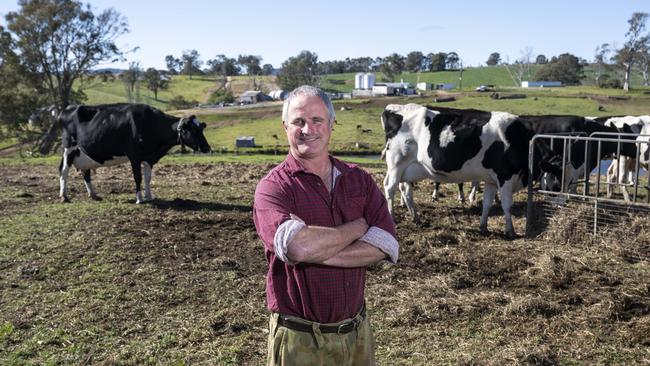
[{"xmin": 336, "ymin": 319, "xmax": 358, "ymax": 334}]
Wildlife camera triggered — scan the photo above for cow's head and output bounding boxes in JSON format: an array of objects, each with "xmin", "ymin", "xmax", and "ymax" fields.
[
  {"xmin": 538, "ymin": 153, "xmax": 582, "ymax": 193},
  {"xmin": 28, "ymin": 105, "xmax": 58, "ymax": 129},
  {"xmin": 178, "ymin": 115, "xmax": 211, "ymax": 153}
]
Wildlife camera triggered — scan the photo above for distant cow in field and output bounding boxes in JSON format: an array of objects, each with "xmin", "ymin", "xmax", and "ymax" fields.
[{"xmin": 58, "ymin": 103, "xmax": 211, "ymax": 203}]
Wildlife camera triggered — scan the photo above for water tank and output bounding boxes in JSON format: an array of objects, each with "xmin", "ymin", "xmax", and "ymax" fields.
[
  {"xmin": 364, "ymin": 73, "xmax": 375, "ymax": 89},
  {"xmin": 355, "ymin": 73, "xmax": 364, "ymax": 89}
]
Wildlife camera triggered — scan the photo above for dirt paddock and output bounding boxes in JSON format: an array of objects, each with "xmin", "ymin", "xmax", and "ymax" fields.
[{"xmin": 0, "ymin": 160, "xmax": 648, "ymax": 365}]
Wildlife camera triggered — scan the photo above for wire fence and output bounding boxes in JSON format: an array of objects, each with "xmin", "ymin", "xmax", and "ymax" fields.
[{"xmin": 526, "ymin": 133, "xmax": 650, "ymax": 238}]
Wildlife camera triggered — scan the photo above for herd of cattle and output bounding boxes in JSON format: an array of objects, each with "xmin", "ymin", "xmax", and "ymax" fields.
[
  {"xmin": 28, "ymin": 102, "xmax": 650, "ymax": 238},
  {"xmin": 381, "ymin": 104, "xmax": 650, "ymax": 237}
]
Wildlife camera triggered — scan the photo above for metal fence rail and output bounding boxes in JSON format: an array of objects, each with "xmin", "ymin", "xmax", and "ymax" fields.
[{"xmin": 526, "ymin": 133, "xmax": 650, "ymax": 237}]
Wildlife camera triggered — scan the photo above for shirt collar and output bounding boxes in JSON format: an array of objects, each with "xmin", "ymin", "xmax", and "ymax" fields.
[{"xmin": 284, "ymin": 153, "xmax": 353, "ymax": 176}]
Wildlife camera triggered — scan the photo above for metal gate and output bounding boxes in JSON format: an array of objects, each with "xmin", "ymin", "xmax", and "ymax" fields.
[{"xmin": 525, "ymin": 133, "xmax": 650, "ymax": 237}]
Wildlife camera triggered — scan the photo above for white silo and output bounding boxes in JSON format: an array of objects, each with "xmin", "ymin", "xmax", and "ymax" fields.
[
  {"xmin": 355, "ymin": 73, "xmax": 364, "ymax": 89},
  {"xmin": 365, "ymin": 73, "xmax": 375, "ymax": 89}
]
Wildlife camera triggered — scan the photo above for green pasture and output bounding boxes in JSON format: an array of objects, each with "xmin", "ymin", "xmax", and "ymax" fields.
[
  {"xmin": 199, "ymin": 94, "xmax": 650, "ymax": 153},
  {"xmin": 319, "ymin": 65, "xmax": 648, "ymax": 93}
]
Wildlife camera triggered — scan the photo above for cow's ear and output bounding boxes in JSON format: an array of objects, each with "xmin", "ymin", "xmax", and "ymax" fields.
[
  {"xmin": 539, "ymin": 160, "xmax": 561, "ymax": 176},
  {"xmin": 200, "ymin": 122, "xmax": 206, "ymax": 129}
]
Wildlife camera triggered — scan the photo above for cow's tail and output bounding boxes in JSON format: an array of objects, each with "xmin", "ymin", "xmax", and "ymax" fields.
[{"xmin": 380, "ymin": 142, "xmax": 389, "ymax": 161}]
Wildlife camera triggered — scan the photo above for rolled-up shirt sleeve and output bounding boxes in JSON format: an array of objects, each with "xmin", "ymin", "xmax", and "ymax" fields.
[
  {"xmin": 359, "ymin": 226, "xmax": 399, "ymax": 263},
  {"xmin": 361, "ymin": 171, "xmax": 399, "ymax": 263},
  {"xmin": 253, "ymin": 178, "xmax": 294, "ymax": 257},
  {"xmin": 273, "ymin": 219, "xmax": 305, "ymax": 263}
]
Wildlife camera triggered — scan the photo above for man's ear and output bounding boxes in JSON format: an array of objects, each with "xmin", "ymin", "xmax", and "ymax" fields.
[{"xmin": 282, "ymin": 120, "xmax": 287, "ymax": 130}]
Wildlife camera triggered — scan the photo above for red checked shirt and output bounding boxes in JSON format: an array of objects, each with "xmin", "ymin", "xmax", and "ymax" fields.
[{"xmin": 253, "ymin": 154, "xmax": 397, "ymax": 323}]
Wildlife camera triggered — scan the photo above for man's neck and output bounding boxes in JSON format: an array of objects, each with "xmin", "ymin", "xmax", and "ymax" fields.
[{"xmin": 291, "ymin": 152, "xmax": 331, "ymax": 178}]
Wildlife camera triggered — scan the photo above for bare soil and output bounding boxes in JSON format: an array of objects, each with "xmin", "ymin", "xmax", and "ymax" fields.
[{"xmin": 0, "ymin": 161, "xmax": 648, "ymax": 365}]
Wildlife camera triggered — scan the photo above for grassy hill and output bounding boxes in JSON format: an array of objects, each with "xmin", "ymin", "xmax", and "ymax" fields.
[{"xmin": 81, "ymin": 75, "xmax": 280, "ymax": 111}]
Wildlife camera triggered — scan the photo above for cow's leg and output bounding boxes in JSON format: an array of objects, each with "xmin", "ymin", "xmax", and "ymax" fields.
[
  {"xmin": 402, "ymin": 181, "xmax": 419, "ymax": 222},
  {"xmin": 59, "ymin": 147, "xmax": 76, "ymax": 203},
  {"xmin": 619, "ymin": 157, "xmax": 631, "ymax": 202},
  {"xmin": 498, "ymin": 182, "xmax": 516, "ymax": 238},
  {"xmin": 142, "ymin": 162, "xmax": 153, "ymax": 202},
  {"xmin": 82, "ymin": 170, "xmax": 101, "ymax": 201},
  {"xmin": 468, "ymin": 181, "xmax": 479, "ymax": 204},
  {"xmin": 384, "ymin": 167, "xmax": 404, "ymax": 219},
  {"xmin": 432, "ymin": 181, "xmax": 441, "ymax": 201},
  {"xmin": 606, "ymin": 159, "xmax": 617, "ymax": 199},
  {"xmin": 457, "ymin": 183, "xmax": 465, "ymax": 203},
  {"xmin": 479, "ymin": 182, "xmax": 498, "ymax": 235},
  {"xmin": 130, "ymin": 160, "xmax": 144, "ymax": 204},
  {"xmin": 398, "ymin": 182, "xmax": 407, "ymax": 207}
]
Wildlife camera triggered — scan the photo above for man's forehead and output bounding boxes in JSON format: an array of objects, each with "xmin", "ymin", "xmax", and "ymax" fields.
[{"xmin": 288, "ymin": 95, "xmax": 328, "ymax": 114}]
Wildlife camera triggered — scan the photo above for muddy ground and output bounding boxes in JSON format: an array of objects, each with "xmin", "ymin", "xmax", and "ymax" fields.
[{"xmin": 0, "ymin": 160, "xmax": 648, "ymax": 365}]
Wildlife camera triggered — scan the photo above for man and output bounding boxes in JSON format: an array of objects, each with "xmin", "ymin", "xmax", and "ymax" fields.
[{"xmin": 253, "ymin": 85, "xmax": 399, "ymax": 365}]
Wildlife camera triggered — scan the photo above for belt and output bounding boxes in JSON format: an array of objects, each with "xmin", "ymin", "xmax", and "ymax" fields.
[{"xmin": 277, "ymin": 305, "xmax": 366, "ymax": 335}]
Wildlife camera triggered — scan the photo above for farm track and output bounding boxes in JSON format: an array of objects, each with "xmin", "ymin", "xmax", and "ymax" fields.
[{"xmin": 0, "ymin": 161, "xmax": 649, "ymax": 365}]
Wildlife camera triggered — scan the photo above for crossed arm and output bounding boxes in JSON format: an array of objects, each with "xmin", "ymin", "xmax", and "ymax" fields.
[{"xmin": 286, "ymin": 217, "xmax": 388, "ymax": 268}]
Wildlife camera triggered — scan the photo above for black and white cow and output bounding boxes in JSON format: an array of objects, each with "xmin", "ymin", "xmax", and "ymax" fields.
[
  {"xmin": 58, "ymin": 103, "xmax": 211, "ymax": 203},
  {"xmin": 590, "ymin": 115, "xmax": 650, "ymax": 202},
  {"xmin": 382, "ymin": 105, "xmax": 488, "ymax": 220},
  {"xmin": 540, "ymin": 115, "xmax": 650, "ymax": 195},
  {"xmin": 382, "ymin": 103, "xmax": 595, "ymax": 237}
]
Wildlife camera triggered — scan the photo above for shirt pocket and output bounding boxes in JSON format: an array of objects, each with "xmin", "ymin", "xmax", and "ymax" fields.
[{"xmin": 340, "ymin": 195, "xmax": 366, "ymax": 222}]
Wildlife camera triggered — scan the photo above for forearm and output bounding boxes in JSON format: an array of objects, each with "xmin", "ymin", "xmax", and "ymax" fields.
[
  {"xmin": 286, "ymin": 217, "xmax": 367, "ymax": 263},
  {"xmin": 319, "ymin": 241, "xmax": 388, "ymax": 268}
]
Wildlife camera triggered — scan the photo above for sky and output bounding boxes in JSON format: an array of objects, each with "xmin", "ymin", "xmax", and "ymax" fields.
[{"xmin": 1, "ymin": 0, "xmax": 650, "ymax": 70}]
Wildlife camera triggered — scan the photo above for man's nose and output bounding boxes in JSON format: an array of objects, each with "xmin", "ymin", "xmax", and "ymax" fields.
[{"xmin": 301, "ymin": 121, "xmax": 312, "ymax": 134}]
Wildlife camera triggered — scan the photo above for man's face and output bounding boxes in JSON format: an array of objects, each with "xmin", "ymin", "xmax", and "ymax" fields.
[{"xmin": 284, "ymin": 94, "xmax": 332, "ymax": 159}]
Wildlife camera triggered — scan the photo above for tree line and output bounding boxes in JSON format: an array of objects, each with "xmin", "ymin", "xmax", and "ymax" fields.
[{"xmin": 1, "ymin": 0, "xmax": 649, "ymax": 150}]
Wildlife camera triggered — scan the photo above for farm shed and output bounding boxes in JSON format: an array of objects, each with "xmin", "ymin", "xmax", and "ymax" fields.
[
  {"xmin": 417, "ymin": 82, "xmax": 431, "ymax": 91},
  {"xmin": 521, "ymin": 81, "xmax": 562, "ymax": 88},
  {"xmin": 372, "ymin": 82, "xmax": 416, "ymax": 96},
  {"xmin": 235, "ymin": 136, "xmax": 256, "ymax": 148},
  {"xmin": 434, "ymin": 83, "xmax": 455, "ymax": 90},
  {"xmin": 239, "ymin": 91, "xmax": 270, "ymax": 104}
]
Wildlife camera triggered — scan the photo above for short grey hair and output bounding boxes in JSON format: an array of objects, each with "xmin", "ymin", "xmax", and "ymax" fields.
[{"xmin": 282, "ymin": 85, "xmax": 336, "ymax": 125}]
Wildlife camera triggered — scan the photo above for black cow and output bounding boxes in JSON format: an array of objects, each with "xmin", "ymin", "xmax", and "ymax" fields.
[
  {"xmin": 538, "ymin": 118, "xmax": 645, "ymax": 193},
  {"xmin": 381, "ymin": 103, "xmax": 597, "ymax": 237},
  {"xmin": 58, "ymin": 103, "xmax": 211, "ymax": 203}
]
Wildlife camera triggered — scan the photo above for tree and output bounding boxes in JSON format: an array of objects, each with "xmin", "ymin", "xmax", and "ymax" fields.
[
  {"xmin": 0, "ymin": 26, "xmax": 46, "ymax": 134},
  {"xmin": 405, "ymin": 51, "xmax": 425, "ymax": 72},
  {"xmin": 165, "ymin": 55, "xmax": 182, "ymax": 75},
  {"xmin": 4, "ymin": 0, "xmax": 129, "ymax": 154},
  {"xmin": 486, "ymin": 52, "xmax": 501, "ymax": 66},
  {"xmin": 120, "ymin": 61, "xmax": 141, "ymax": 102},
  {"xmin": 261, "ymin": 64, "xmax": 274, "ymax": 76},
  {"xmin": 446, "ymin": 52, "xmax": 460, "ymax": 69},
  {"xmin": 180, "ymin": 49, "xmax": 202, "ymax": 79},
  {"xmin": 5, "ymin": 0, "xmax": 129, "ymax": 109},
  {"xmin": 615, "ymin": 12, "xmax": 650, "ymax": 91},
  {"xmin": 535, "ymin": 54, "xmax": 548, "ymax": 64},
  {"xmin": 237, "ymin": 54, "xmax": 262, "ymax": 76},
  {"xmin": 533, "ymin": 53, "xmax": 584, "ymax": 85},
  {"xmin": 638, "ymin": 43, "xmax": 650, "ymax": 86},
  {"xmin": 593, "ymin": 43, "xmax": 614, "ymax": 86},
  {"xmin": 277, "ymin": 50, "xmax": 319, "ymax": 90},
  {"xmin": 428, "ymin": 52, "xmax": 447, "ymax": 71},
  {"xmin": 503, "ymin": 47, "xmax": 534, "ymax": 86},
  {"xmin": 143, "ymin": 67, "xmax": 168, "ymax": 100},
  {"xmin": 380, "ymin": 53, "xmax": 405, "ymax": 81}
]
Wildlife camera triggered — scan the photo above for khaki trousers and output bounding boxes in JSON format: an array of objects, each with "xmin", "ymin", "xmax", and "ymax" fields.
[{"xmin": 266, "ymin": 312, "xmax": 375, "ymax": 366}]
